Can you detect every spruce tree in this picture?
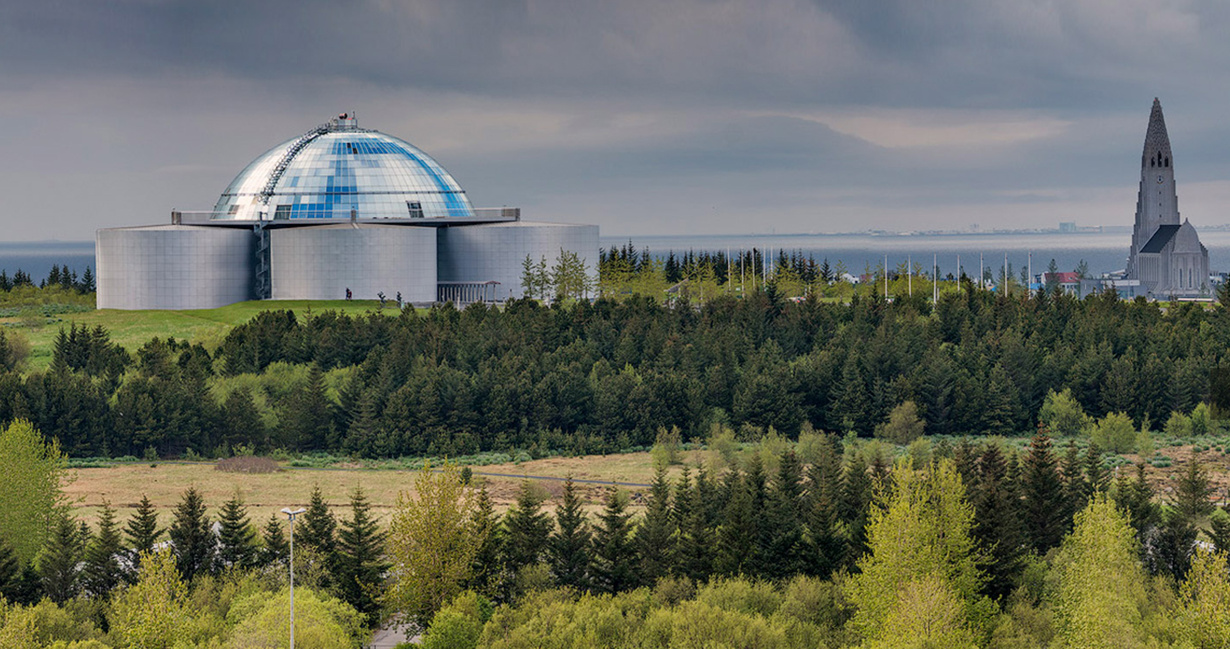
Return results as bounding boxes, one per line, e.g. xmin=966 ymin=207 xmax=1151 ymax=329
xmin=216 ymin=495 xmax=259 ymax=570
xmin=168 ymin=486 xmax=215 ymax=580
xmin=261 ymin=512 xmax=289 ymax=567
xmin=37 ymin=514 xmax=84 ymax=602
xmin=82 ymin=501 xmax=124 ymax=598
xmin=1021 ymin=428 xmax=1068 ymax=553
xmin=671 ymin=467 xmax=712 ymax=581
xmin=1209 ymin=506 xmax=1230 ymax=554
xmin=336 ymin=486 xmax=388 ymax=626
xmin=806 ymin=433 xmax=845 ymax=577
xmin=715 ymin=469 xmax=756 ymax=576
xmin=125 ymin=494 xmax=161 ymax=570
xmin=1084 ymin=441 xmax=1108 ymax=494
xmin=764 ymin=450 xmax=806 ymax=579
xmin=1151 ymin=458 xmax=1215 ymax=580
xmin=635 ymin=467 xmax=675 ymax=586
xmin=590 ymin=488 xmax=636 ymax=594
xmin=1112 ymin=462 xmax=1160 ymax=543
xmin=840 ymin=452 xmax=873 ymax=567
xmin=296 ymin=486 xmax=339 ymax=587
xmin=467 ymin=483 xmax=503 ymax=598
xmin=973 ymin=444 xmax=1025 ymax=601
xmin=1062 ymin=439 xmax=1089 ymax=519
xmin=1171 ymin=458 xmax=1215 ymax=524
xmin=503 ymin=481 xmax=551 ymax=574
xmin=550 ymin=477 xmax=592 ymax=591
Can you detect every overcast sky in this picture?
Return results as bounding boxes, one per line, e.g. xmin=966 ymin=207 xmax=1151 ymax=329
xmin=3 ymin=0 xmax=1230 ymax=240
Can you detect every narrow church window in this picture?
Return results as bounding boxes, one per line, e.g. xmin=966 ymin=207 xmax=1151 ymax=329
xmin=1165 ymin=157 xmax=1169 ymax=167
xmin=1151 ymin=157 xmax=1155 ymax=167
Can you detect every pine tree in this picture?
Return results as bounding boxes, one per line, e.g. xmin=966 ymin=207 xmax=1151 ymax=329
xmin=1084 ymin=441 xmax=1108 ymax=494
xmin=125 ymin=494 xmax=161 ymax=570
xmin=840 ymin=452 xmax=874 ymax=567
xmin=1208 ymin=506 xmax=1230 ymax=554
xmin=715 ymin=469 xmax=756 ymax=576
xmin=972 ymin=444 xmax=1025 ymax=601
xmin=1062 ymin=440 xmax=1089 ymax=520
xmin=37 ymin=514 xmax=84 ymax=602
xmin=466 ymin=483 xmax=503 ymax=599
xmin=550 ymin=477 xmax=592 ymax=591
xmin=671 ymin=467 xmax=711 ymax=581
xmin=590 ymin=488 xmax=636 ymax=593
xmin=635 ymin=467 xmax=674 ymax=587
xmin=168 ymin=487 xmax=215 ymax=580
xmin=82 ymin=501 xmax=124 ymax=598
xmin=806 ymin=433 xmax=845 ymax=577
xmin=503 ymin=481 xmax=551 ymax=574
xmin=216 ymin=495 xmax=258 ymax=571
xmin=764 ymin=450 xmax=806 ymax=579
xmin=296 ymin=486 xmax=339 ymax=588
xmin=1112 ymin=462 xmax=1160 ymax=543
xmin=336 ymin=486 xmax=389 ymax=626
xmin=1151 ymin=458 xmax=1216 ymax=580
xmin=260 ymin=513 xmax=289 ymax=567
xmin=1021 ymin=428 xmax=1068 ymax=553
xmin=1171 ymin=458 xmax=1215 ymax=524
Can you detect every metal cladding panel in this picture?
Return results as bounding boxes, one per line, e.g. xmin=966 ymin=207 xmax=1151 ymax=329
xmin=269 ymin=225 xmax=437 ymax=301
xmin=437 ymin=222 xmax=599 ymax=300
xmin=96 ymin=226 xmax=255 ymax=310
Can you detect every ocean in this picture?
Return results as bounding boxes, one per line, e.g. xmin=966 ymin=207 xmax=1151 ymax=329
xmin=600 ymin=231 xmax=1230 ymax=278
xmin=4 ymin=231 xmax=1230 ymax=285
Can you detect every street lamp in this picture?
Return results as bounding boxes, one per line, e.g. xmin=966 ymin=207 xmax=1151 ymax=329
xmin=281 ymin=507 xmax=307 ymax=649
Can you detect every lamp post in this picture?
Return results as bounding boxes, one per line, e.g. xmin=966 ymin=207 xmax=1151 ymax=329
xmin=281 ymin=507 xmax=307 ymax=649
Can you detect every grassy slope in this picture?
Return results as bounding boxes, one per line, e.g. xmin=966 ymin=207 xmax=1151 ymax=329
xmin=7 ymin=300 xmax=395 ymax=371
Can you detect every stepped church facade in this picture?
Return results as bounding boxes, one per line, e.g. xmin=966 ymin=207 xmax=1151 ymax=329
xmin=1124 ymin=98 xmax=1210 ymax=298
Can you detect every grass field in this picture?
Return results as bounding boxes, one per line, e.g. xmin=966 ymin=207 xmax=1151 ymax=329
xmin=3 ymin=299 xmax=398 ymax=371
xmin=63 ymin=440 xmax=1230 ymax=529
xmin=64 ymin=450 xmax=704 ymax=526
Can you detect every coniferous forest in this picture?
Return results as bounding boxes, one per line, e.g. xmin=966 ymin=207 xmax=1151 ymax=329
xmin=1 ymin=285 xmax=1229 ymax=459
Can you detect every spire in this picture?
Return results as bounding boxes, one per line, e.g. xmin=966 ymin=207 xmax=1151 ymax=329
xmin=1142 ymin=97 xmax=1172 ymax=163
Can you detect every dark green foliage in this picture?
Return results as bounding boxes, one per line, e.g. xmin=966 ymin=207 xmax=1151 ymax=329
xmin=971 ymin=444 xmax=1025 ymax=601
xmin=1149 ymin=458 xmax=1216 ymax=581
xmin=1020 ymin=429 xmax=1068 ymax=553
xmin=467 ymin=484 xmax=503 ymax=599
xmin=671 ymin=467 xmax=712 ymax=582
xmin=635 ymin=468 xmax=674 ymax=587
xmin=805 ymin=433 xmax=845 ymax=577
xmin=221 ymin=388 xmax=266 ymax=451
xmin=503 ymin=481 xmax=552 ymax=575
xmin=590 ymin=488 xmax=636 ymax=594
xmin=1112 ymin=463 xmax=1161 ymax=543
xmin=296 ymin=486 xmax=339 ymax=588
xmin=550 ymin=478 xmax=592 ymax=591
xmin=764 ymin=450 xmax=806 ymax=579
xmin=216 ymin=495 xmax=259 ymax=571
xmin=82 ymin=501 xmax=124 ymax=598
xmin=0 ymin=539 xmax=17 ymax=599
xmin=1084 ymin=441 xmax=1108 ymax=494
xmin=168 ymin=487 xmax=215 ymax=581
xmin=839 ymin=452 xmax=873 ymax=567
xmin=1062 ymin=440 xmax=1089 ymax=519
xmin=125 ymin=494 xmax=161 ymax=570
xmin=38 ymin=514 xmax=84 ymax=602
xmin=1170 ymin=457 xmax=1215 ymax=524
xmin=261 ymin=513 xmax=289 ymax=567
xmin=1209 ymin=506 xmax=1230 ymax=554
xmin=336 ymin=487 xmax=389 ymax=626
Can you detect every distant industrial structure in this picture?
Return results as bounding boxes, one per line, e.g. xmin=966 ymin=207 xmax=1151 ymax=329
xmin=96 ymin=114 xmax=597 ymax=310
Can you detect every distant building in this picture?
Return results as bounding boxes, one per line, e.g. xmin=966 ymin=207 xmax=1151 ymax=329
xmin=96 ymin=115 xmax=597 ymax=309
xmin=1125 ymin=99 xmax=1210 ymax=298
xmin=1058 ymin=222 xmax=1077 ymax=233
xmin=1041 ymin=271 xmax=1081 ymax=296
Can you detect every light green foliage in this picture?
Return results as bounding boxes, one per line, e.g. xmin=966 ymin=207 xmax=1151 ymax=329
xmin=847 ymin=459 xmax=990 ymax=645
xmin=1088 ymin=412 xmax=1137 ymax=454
xmin=109 ymin=548 xmax=191 ymax=649
xmin=422 ymin=592 xmax=492 ymax=649
xmin=1190 ymin=402 xmax=1213 ymax=435
xmin=225 ymin=586 xmax=366 ymax=649
xmin=649 ymin=426 xmax=682 ymax=469
xmin=1051 ymin=495 xmax=1149 ymax=649
xmin=1039 ymin=389 xmax=1090 ymax=438
xmin=1164 ymin=411 xmax=1193 ymax=438
xmin=0 ymin=597 xmax=104 ymax=648
xmin=384 ymin=463 xmax=483 ymax=628
xmin=874 ymin=400 xmax=925 ymax=444
xmin=865 ymin=575 xmax=978 ymax=649
xmin=1175 ymin=548 xmax=1230 ymax=648
xmin=706 ymin=424 xmax=739 ymax=469
xmin=0 ymin=420 xmax=69 ymax=565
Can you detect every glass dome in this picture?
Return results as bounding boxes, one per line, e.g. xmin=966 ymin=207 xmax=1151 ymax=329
xmin=211 ymin=116 xmax=474 ymax=221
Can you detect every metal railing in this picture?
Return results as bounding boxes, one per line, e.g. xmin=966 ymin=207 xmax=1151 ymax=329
xmin=473 ymin=207 xmax=520 ymax=220
xmin=172 ymin=207 xmax=521 ymax=224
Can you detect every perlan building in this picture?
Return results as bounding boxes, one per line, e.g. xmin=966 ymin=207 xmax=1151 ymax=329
xmin=97 ymin=114 xmax=598 ymax=310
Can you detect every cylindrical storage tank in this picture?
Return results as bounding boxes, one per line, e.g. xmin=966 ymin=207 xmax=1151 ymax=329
xmin=269 ymin=224 xmax=436 ymax=301
xmin=96 ymin=225 xmax=255 ymax=310
xmin=437 ymin=221 xmax=599 ymax=301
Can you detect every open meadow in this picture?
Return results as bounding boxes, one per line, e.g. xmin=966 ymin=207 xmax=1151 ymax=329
xmin=2 ymin=299 xmax=399 ymax=370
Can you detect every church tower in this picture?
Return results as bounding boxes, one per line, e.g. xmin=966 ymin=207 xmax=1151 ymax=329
xmin=1127 ymin=98 xmax=1180 ymax=276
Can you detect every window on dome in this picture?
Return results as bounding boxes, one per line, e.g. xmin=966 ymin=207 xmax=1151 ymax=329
xmin=273 ymin=205 xmax=292 ymax=219
xmin=227 ymin=205 xmax=240 ymax=215
xmin=407 ymin=202 xmax=423 ymax=218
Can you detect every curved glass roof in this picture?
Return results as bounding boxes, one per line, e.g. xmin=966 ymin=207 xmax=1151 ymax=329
xmin=211 ymin=116 xmax=474 ymax=220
